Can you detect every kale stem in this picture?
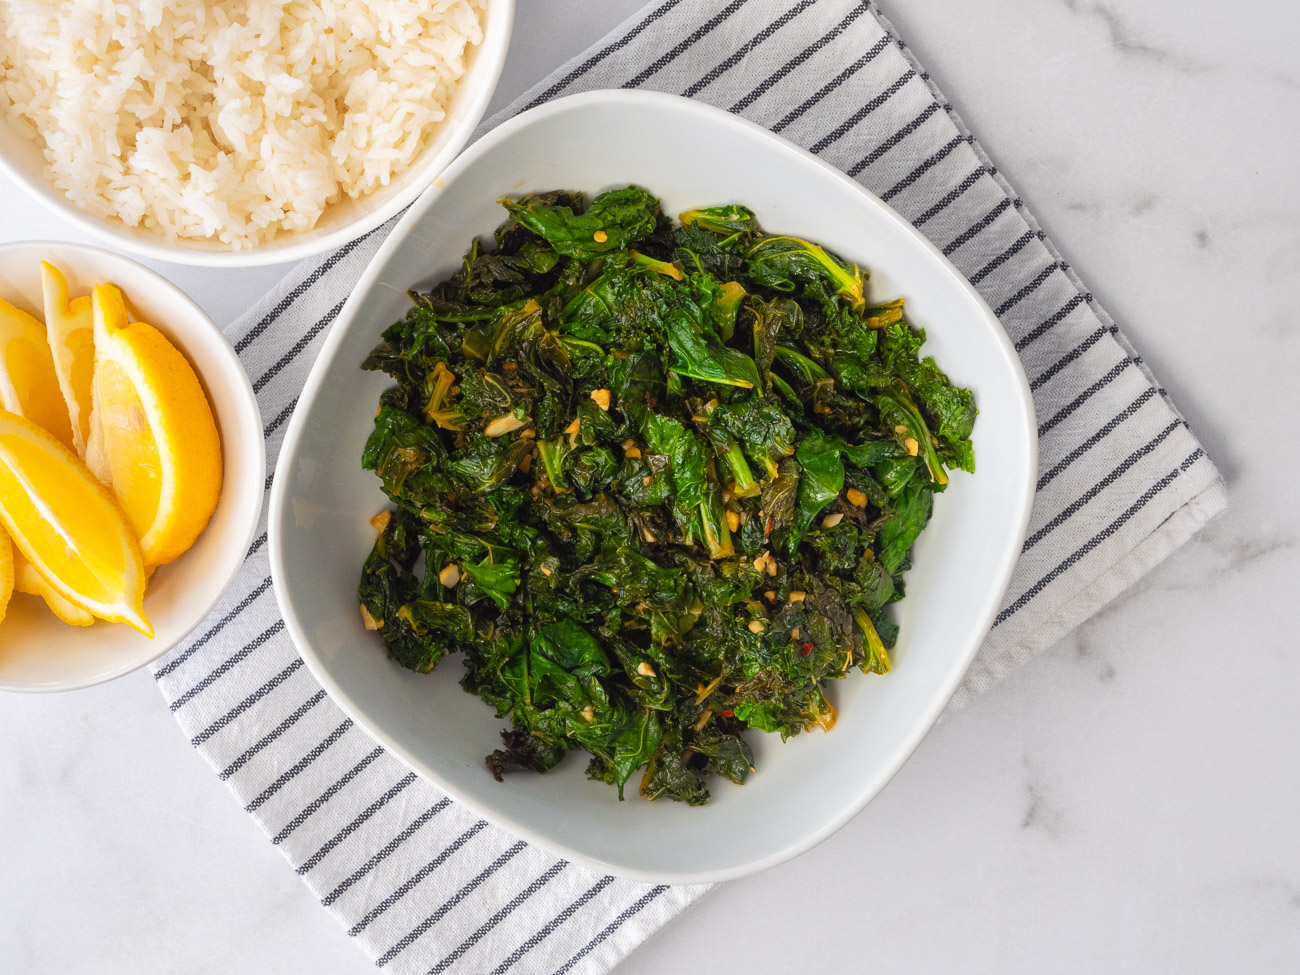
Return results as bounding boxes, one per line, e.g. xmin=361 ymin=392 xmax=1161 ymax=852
xmin=426 ymin=363 xmax=454 ymax=414
xmin=723 ymin=442 xmax=760 ymax=498
xmin=538 ymin=439 xmax=569 ymax=490
xmin=699 ymin=488 xmax=734 ymax=560
xmin=892 ymin=381 xmax=949 ymax=486
xmin=761 ymin=236 xmax=866 ymax=312
xmin=714 ymin=281 xmax=746 ymax=341
xmin=630 ymin=251 xmax=683 ymax=281
xmin=772 ymin=344 xmax=830 ymax=383
xmin=558 ymin=336 xmax=605 ymax=355
xmin=854 ymin=608 xmax=891 ymax=675
xmin=428 ymin=409 xmax=466 ymax=431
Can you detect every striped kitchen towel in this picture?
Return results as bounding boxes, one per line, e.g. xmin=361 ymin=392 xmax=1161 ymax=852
xmin=150 ymin=1 xmax=1227 ymax=972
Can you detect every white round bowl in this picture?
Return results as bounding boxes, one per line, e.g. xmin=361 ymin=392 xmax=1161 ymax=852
xmin=0 ymin=241 xmax=264 ymax=691
xmin=0 ymin=1 xmax=514 ymax=268
xmin=270 ymin=90 xmax=1037 ymax=883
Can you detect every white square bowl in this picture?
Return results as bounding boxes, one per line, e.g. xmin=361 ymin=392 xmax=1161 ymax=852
xmin=269 ymin=90 xmax=1037 ymax=884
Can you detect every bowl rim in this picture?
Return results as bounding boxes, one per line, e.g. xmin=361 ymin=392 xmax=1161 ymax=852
xmin=0 ymin=0 xmax=516 ymax=270
xmin=269 ymin=88 xmax=1038 ymax=883
xmin=0 ymin=239 xmax=266 ymax=692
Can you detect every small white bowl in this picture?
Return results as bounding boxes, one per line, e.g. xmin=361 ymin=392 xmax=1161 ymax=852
xmin=0 ymin=241 xmax=264 ymax=691
xmin=0 ymin=1 xmax=513 ymax=268
xmin=270 ymin=90 xmax=1037 ymax=883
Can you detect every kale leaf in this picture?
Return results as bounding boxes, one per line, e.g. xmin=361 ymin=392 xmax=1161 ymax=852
xmin=358 ymin=187 xmax=976 ymax=804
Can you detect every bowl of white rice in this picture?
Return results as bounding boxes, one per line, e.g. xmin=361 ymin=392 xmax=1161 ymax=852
xmin=0 ymin=0 xmax=513 ymax=266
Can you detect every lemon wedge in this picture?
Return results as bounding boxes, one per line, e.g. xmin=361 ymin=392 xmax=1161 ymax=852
xmin=0 ymin=296 xmax=75 ymax=450
xmin=41 ymin=262 xmax=95 ymax=457
xmin=0 ymin=527 xmax=12 ymax=626
xmin=87 ymin=284 xmax=222 ymax=568
xmin=0 ymin=408 xmax=150 ymax=635
xmin=12 ymin=548 xmax=95 ymax=626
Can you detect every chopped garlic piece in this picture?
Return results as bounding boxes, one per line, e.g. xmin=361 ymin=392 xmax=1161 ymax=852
xmin=484 ymin=413 xmax=526 ymax=437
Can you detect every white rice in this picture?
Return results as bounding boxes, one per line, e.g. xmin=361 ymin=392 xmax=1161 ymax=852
xmin=0 ymin=0 xmax=485 ymax=248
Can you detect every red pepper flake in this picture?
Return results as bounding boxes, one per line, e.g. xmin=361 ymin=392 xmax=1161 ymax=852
xmin=801 ymin=641 xmax=814 ymax=657
xmin=719 ymin=709 xmax=734 ymax=718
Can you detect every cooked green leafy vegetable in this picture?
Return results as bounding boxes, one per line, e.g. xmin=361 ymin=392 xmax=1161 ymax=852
xmin=358 ymin=187 xmax=975 ymax=805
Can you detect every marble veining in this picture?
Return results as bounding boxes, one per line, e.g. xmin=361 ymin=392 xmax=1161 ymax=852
xmin=1127 ymin=194 xmax=1158 ymax=217
xmin=1058 ymin=613 xmax=1120 ymax=683
xmin=1019 ymin=760 xmax=1067 ymax=837
xmin=1129 ymin=520 xmax=1298 ymax=598
xmin=1059 ymin=0 xmax=1211 ymax=73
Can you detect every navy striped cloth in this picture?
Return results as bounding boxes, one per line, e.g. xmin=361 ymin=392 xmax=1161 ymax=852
xmin=151 ymin=1 xmax=1227 ymax=972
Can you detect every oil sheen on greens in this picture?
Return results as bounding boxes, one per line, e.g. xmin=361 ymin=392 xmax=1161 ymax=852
xmin=358 ymin=187 xmax=976 ymax=805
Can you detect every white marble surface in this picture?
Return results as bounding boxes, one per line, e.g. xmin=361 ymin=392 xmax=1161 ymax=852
xmin=2 ymin=0 xmax=1297 ymax=971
